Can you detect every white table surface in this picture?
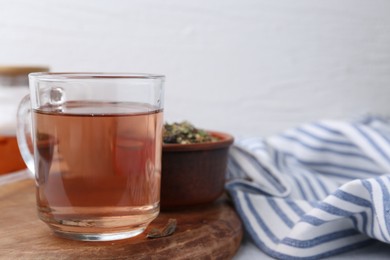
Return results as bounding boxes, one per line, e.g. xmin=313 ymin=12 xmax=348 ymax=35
xmin=234 ymin=233 xmax=390 ymax=259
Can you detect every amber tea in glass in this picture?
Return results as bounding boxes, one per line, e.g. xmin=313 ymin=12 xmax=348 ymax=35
xmin=17 ymin=73 xmax=164 ymax=241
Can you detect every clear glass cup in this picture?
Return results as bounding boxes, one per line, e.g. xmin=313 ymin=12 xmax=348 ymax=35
xmin=17 ymin=73 xmax=165 ymax=241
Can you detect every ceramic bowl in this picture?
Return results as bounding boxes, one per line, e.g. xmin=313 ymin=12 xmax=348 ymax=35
xmin=160 ymin=131 xmax=234 ymax=209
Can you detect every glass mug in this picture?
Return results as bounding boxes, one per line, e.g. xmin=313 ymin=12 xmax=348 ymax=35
xmin=17 ymin=73 xmax=164 ymax=241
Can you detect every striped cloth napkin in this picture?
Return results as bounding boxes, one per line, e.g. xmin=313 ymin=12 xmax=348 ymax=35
xmin=226 ymin=116 xmax=390 ymax=259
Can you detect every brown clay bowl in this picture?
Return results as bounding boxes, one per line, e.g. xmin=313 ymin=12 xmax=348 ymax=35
xmin=160 ymin=131 xmax=234 ymax=209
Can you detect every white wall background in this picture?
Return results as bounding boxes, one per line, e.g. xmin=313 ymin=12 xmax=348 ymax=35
xmin=1 ymin=0 xmax=390 ymax=137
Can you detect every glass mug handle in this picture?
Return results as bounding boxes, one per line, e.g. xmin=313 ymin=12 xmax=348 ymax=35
xmin=16 ymin=95 xmax=35 ymax=176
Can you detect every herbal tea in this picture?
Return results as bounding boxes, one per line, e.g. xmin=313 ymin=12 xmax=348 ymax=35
xmin=0 ymin=135 xmax=26 ymax=174
xmin=33 ymin=101 xmax=163 ymax=237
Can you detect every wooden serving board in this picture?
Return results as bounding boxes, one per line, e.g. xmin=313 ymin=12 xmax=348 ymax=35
xmin=0 ymin=179 xmax=243 ymax=259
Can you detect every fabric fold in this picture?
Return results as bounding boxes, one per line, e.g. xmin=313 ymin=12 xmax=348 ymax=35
xmin=226 ymin=116 xmax=390 ymax=259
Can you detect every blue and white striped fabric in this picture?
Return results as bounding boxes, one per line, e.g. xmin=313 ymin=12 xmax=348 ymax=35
xmin=226 ymin=116 xmax=390 ymax=259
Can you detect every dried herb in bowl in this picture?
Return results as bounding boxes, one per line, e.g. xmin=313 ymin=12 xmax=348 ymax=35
xmin=163 ymin=121 xmax=219 ymax=144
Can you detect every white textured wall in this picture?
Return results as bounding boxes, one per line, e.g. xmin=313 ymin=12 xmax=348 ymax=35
xmin=1 ymin=0 xmax=390 ymax=137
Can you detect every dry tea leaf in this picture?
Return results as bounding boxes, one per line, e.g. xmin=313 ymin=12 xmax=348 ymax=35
xmin=146 ymin=218 xmax=177 ymax=239
xmin=163 ymin=121 xmax=219 ymax=144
